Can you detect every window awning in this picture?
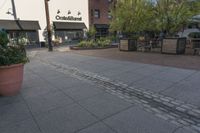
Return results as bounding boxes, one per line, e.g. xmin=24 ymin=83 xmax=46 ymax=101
xmin=53 ymin=22 xmax=87 ymax=30
xmin=94 ymin=24 xmax=109 ymax=29
xmin=0 ymin=20 xmax=41 ymax=31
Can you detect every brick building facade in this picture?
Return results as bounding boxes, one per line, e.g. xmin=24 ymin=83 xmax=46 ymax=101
xmin=88 ymin=0 xmax=116 ymax=37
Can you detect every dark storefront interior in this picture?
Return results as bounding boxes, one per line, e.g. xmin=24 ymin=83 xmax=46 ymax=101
xmin=0 ymin=20 xmax=41 ymax=47
xmin=53 ymin=22 xmax=87 ymax=44
xmin=94 ymin=24 xmax=109 ymax=38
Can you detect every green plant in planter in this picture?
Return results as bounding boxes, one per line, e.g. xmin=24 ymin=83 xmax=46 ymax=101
xmin=78 ymin=40 xmax=96 ymax=48
xmin=86 ymin=26 xmax=97 ymax=40
xmin=96 ymin=37 xmax=111 ymax=47
xmin=0 ymin=29 xmax=9 ymax=48
xmin=0 ymin=30 xmax=29 ymax=66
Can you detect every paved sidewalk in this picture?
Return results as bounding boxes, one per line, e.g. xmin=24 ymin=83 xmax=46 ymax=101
xmin=0 ymin=49 xmax=200 ymax=133
xmin=71 ymin=48 xmax=200 ymax=70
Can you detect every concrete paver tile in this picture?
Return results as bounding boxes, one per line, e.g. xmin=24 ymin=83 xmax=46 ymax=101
xmin=24 ymin=90 xmax=74 ymax=116
xmin=77 ymin=122 xmax=115 ymax=133
xmin=0 ymin=102 xmax=32 ymax=128
xmin=78 ymin=93 xmax=132 ymax=119
xmin=161 ymin=82 xmax=200 ymax=107
xmin=35 ymin=103 xmax=98 ymax=133
xmin=0 ymin=94 xmax=23 ymax=107
xmin=104 ymin=106 xmax=178 ymax=133
xmin=0 ymin=118 xmax=41 ymax=133
xmin=131 ymin=77 xmax=175 ymax=93
xmin=62 ymin=82 xmax=105 ymax=101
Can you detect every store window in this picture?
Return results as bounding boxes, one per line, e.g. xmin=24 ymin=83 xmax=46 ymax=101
xmin=55 ymin=30 xmax=84 ymax=44
xmin=96 ymin=28 xmax=109 ymax=38
xmin=94 ymin=9 xmax=100 ymax=18
xmin=91 ymin=9 xmax=93 ymax=17
xmin=8 ymin=31 xmax=39 ymax=46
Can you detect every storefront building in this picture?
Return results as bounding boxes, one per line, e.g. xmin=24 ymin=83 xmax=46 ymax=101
xmin=0 ymin=0 xmax=116 ymax=46
xmin=53 ymin=22 xmax=87 ymax=44
xmin=0 ymin=19 xmax=40 ymax=46
xmin=0 ymin=0 xmax=89 ymax=46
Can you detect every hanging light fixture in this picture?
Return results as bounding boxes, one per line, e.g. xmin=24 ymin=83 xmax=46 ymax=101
xmin=68 ymin=10 xmax=71 ymax=14
xmin=6 ymin=8 xmax=14 ymax=16
xmin=57 ymin=9 xmax=60 ymax=14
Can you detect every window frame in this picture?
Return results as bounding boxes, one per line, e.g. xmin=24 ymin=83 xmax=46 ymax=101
xmin=94 ymin=9 xmax=100 ymax=18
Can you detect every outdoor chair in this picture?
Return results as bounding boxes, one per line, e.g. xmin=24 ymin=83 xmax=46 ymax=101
xmin=137 ymin=40 xmax=151 ymax=52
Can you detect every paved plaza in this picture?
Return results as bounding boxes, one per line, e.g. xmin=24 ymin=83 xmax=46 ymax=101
xmin=72 ymin=48 xmax=200 ymax=70
xmin=0 ymin=49 xmax=200 ymax=133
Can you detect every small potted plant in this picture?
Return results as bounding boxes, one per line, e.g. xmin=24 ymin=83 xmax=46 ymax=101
xmin=0 ymin=29 xmax=29 ymax=96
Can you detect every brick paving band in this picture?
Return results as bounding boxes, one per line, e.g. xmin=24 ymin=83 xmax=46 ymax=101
xmin=37 ymin=57 xmax=200 ymax=133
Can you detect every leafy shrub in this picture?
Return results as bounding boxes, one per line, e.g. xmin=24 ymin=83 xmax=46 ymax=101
xmin=86 ymin=40 xmax=96 ymax=48
xmin=78 ymin=40 xmax=86 ymax=47
xmin=78 ymin=37 xmax=111 ymax=48
xmin=0 ymin=30 xmax=29 ymax=66
xmin=96 ymin=37 xmax=111 ymax=47
xmin=108 ymin=35 xmax=118 ymax=42
xmin=0 ymin=29 xmax=9 ymax=48
xmin=86 ymin=26 xmax=96 ymax=39
xmin=78 ymin=40 xmax=96 ymax=48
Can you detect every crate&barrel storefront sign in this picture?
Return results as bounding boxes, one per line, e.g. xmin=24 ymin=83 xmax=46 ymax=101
xmin=56 ymin=15 xmax=82 ymax=21
xmin=55 ymin=10 xmax=82 ymax=21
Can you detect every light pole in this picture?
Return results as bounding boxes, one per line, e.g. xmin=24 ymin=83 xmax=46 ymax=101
xmin=10 ymin=0 xmax=21 ymax=45
xmin=11 ymin=0 xmax=17 ymax=20
xmin=44 ymin=0 xmax=53 ymax=51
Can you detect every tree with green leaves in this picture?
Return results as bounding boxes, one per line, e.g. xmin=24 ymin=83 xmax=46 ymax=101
xmin=87 ymin=26 xmax=97 ymax=40
xmin=110 ymin=0 xmax=154 ymax=37
xmin=110 ymin=0 xmax=200 ymax=38
xmin=154 ymin=0 xmax=200 ymax=36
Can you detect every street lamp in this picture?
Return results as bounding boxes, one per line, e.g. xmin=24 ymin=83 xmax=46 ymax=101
xmin=44 ymin=0 xmax=53 ymax=51
xmin=11 ymin=0 xmax=17 ymax=20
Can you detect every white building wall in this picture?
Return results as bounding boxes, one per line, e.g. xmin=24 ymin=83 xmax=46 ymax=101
xmin=0 ymin=0 xmax=89 ymax=41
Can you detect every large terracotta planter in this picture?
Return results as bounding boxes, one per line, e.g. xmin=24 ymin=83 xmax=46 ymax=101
xmin=0 ymin=64 xmax=24 ymax=96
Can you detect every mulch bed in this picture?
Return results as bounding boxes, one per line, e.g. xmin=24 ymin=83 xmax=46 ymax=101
xmin=71 ymin=48 xmax=200 ymax=70
xmin=69 ymin=45 xmax=117 ymax=50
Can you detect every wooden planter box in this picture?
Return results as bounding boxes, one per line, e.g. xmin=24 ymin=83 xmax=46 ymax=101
xmin=190 ymin=38 xmax=200 ymax=49
xmin=190 ymin=38 xmax=200 ymax=55
xmin=119 ymin=39 xmax=137 ymax=51
xmin=161 ymin=38 xmax=186 ymax=54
